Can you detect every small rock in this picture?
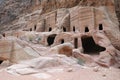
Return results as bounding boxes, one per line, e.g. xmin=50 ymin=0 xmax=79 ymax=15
xmin=102 ymin=74 xmax=106 ymax=77
xmin=93 ymin=67 xmax=99 ymax=72
xmin=67 ymin=68 xmax=73 ymax=72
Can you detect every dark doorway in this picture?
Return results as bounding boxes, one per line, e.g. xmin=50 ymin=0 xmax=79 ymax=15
xmin=73 ymin=26 xmax=75 ymax=32
xmin=99 ymin=24 xmax=103 ymax=30
xmin=63 ymin=27 xmax=66 ymax=32
xmin=85 ymin=27 xmax=89 ymax=32
xmin=47 ymin=34 xmax=56 ymax=46
xmin=74 ymin=38 xmax=78 ymax=48
xmin=61 ymin=39 xmax=64 ymax=44
xmin=2 ymin=33 xmax=5 ymax=37
xmin=0 ymin=60 xmax=3 ymax=64
xmin=34 ymin=25 xmax=37 ymax=31
xmin=30 ymin=28 xmax=32 ymax=31
xmin=81 ymin=36 xmax=106 ymax=54
xmin=49 ymin=27 xmax=52 ymax=32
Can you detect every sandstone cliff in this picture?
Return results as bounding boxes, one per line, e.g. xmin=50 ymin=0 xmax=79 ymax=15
xmin=0 ymin=0 xmax=118 ymax=31
xmin=0 ymin=0 xmax=79 ymax=30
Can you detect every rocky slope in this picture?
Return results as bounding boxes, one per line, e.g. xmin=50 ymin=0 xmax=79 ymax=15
xmin=114 ymin=0 xmax=120 ymax=28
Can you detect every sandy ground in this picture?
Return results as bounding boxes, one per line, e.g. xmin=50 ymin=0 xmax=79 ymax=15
xmin=0 ymin=65 xmax=120 ymax=80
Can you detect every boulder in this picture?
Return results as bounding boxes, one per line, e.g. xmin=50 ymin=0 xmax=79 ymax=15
xmin=6 ymin=54 xmax=78 ymax=75
xmin=73 ymin=49 xmax=94 ymax=64
xmin=96 ymin=47 xmax=117 ymax=67
xmin=0 ymin=37 xmax=40 ymax=64
xmin=49 ymin=43 xmax=73 ymax=57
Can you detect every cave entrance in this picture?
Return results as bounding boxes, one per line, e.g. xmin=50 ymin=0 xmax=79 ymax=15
xmin=34 ymin=25 xmax=37 ymax=31
xmin=0 ymin=60 xmax=3 ymax=64
xmin=61 ymin=39 xmax=64 ymax=44
xmin=81 ymin=36 xmax=106 ymax=54
xmin=63 ymin=27 xmax=66 ymax=32
xmin=85 ymin=27 xmax=89 ymax=32
xmin=49 ymin=27 xmax=52 ymax=32
xmin=47 ymin=34 xmax=56 ymax=46
xmin=30 ymin=28 xmax=32 ymax=31
xmin=74 ymin=38 xmax=78 ymax=48
xmin=99 ymin=24 xmax=103 ymax=30
xmin=2 ymin=33 xmax=5 ymax=37
xmin=73 ymin=26 xmax=75 ymax=32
